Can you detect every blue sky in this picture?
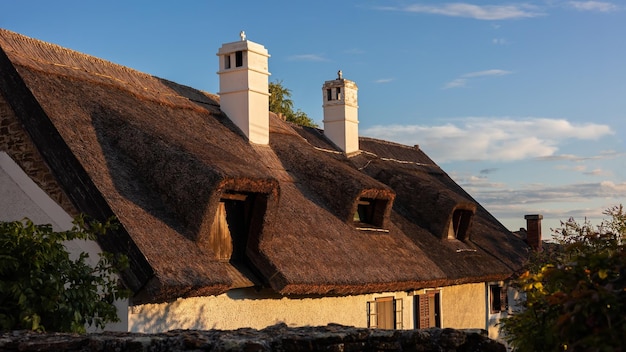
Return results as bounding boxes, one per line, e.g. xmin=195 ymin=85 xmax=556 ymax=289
xmin=3 ymin=1 xmax=625 ymax=234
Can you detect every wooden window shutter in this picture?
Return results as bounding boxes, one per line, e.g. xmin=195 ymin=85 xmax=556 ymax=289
xmin=209 ymin=202 xmax=233 ymax=261
xmin=500 ymin=286 xmax=508 ymax=312
xmin=417 ymin=295 xmax=430 ymax=329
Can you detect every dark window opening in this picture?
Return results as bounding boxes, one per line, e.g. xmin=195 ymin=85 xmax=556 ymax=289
xmin=451 ymin=209 xmax=473 ymax=241
xmin=490 ymin=284 xmax=508 ymax=314
xmin=209 ymin=192 xmax=266 ymax=264
xmin=367 ymin=297 xmax=402 ymax=329
xmin=224 ymin=55 xmax=231 ymax=69
xmin=336 ymin=87 xmax=342 ymax=100
xmin=353 ymin=198 xmax=387 ymax=229
xmin=414 ymin=290 xmax=441 ymax=329
xmin=326 ymin=88 xmax=332 ymax=101
xmin=235 ymin=51 xmax=243 ymax=67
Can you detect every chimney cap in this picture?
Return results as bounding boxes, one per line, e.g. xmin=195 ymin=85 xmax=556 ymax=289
xmin=524 ymin=214 xmax=543 ymax=220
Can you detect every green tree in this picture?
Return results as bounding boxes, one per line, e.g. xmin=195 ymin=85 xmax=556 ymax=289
xmin=269 ymin=80 xmax=317 ymax=127
xmin=0 ymin=216 xmax=129 ymax=333
xmin=500 ymin=205 xmax=626 ymax=351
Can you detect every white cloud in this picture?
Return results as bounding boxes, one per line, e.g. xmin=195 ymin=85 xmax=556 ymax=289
xmin=287 ymin=54 xmax=328 ymax=62
xmin=584 ymin=168 xmax=609 ymax=176
xmin=492 ymin=38 xmax=508 ymax=45
xmin=443 ymin=69 xmax=512 ymax=89
xmin=463 ymin=69 xmax=512 ymax=78
xmin=375 ymin=78 xmax=394 ymax=84
xmin=361 ymin=117 xmax=613 ymax=162
xmin=443 ymin=78 xmax=468 ymax=89
xmin=387 ymin=3 xmax=544 ymax=20
xmin=568 ymin=1 xmax=620 ymax=12
xmin=468 ymin=181 xmax=626 ymax=206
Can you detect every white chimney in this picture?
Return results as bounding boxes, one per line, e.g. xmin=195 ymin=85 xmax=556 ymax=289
xmin=217 ymin=31 xmax=270 ymax=144
xmin=323 ymin=70 xmax=359 ymax=154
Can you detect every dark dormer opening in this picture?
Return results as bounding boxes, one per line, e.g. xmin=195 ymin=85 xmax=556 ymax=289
xmin=209 ymin=191 xmax=266 ymax=263
xmin=448 ymin=209 xmax=473 ymax=241
xmin=225 ymin=55 xmax=231 ymax=69
xmin=235 ymin=51 xmax=243 ymax=67
xmin=354 ymin=197 xmax=389 ymax=231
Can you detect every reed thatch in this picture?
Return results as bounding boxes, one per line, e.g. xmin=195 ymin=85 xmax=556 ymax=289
xmin=0 ymin=29 xmax=529 ymax=303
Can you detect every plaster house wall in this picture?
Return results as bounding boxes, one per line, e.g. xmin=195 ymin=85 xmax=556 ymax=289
xmin=129 ymin=289 xmax=400 ymax=332
xmin=0 ymin=151 xmax=128 ymax=332
xmin=439 ymin=282 xmax=486 ymax=329
xmin=128 ymin=283 xmax=489 ymax=333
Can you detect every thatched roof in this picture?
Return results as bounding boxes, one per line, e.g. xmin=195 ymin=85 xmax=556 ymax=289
xmin=0 ymin=29 xmax=529 ymax=303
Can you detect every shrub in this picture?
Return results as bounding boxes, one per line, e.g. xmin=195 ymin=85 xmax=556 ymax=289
xmin=0 ymin=215 xmax=129 ymax=332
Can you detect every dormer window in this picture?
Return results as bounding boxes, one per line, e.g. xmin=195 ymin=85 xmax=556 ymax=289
xmin=209 ymin=191 xmax=265 ymax=262
xmin=448 ymin=209 xmax=473 ymax=241
xmin=353 ymin=197 xmax=388 ymax=231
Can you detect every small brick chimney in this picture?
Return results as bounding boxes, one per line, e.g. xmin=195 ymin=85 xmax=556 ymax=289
xmin=524 ymin=214 xmax=543 ymax=251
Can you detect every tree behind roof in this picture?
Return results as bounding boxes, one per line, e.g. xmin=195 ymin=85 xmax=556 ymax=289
xmin=269 ymin=80 xmax=317 ymax=128
xmin=500 ymin=205 xmax=626 ymax=351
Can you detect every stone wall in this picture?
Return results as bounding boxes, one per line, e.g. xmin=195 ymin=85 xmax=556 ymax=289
xmin=0 ymin=324 xmax=505 ymax=351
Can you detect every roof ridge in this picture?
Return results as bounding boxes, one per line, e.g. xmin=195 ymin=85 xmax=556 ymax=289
xmin=0 ymin=28 xmax=154 ymax=84
xmin=359 ymin=135 xmax=420 ymax=150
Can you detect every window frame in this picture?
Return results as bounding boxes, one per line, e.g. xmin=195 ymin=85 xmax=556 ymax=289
xmin=353 ymin=197 xmax=389 ymax=231
xmin=489 ymin=284 xmax=509 ymax=314
xmin=367 ymin=297 xmax=403 ymax=330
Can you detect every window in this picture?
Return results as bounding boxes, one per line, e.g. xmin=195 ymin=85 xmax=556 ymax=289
xmin=367 ymin=297 xmax=403 ymax=329
xmin=490 ymin=284 xmax=508 ymax=314
xmin=336 ymin=87 xmax=342 ymax=100
xmin=224 ymin=55 xmax=231 ymax=69
xmin=448 ymin=209 xmax=473 ymax=241
xmin=326 ymin=88 xmax=332 ymax=101
xmin=209 ymin=191 xmax=264 ymax=263
xmin=353 ymin=197 xmax=388 ymax=229
xmin=235 ymin=51 xmax=243 ymax=67
xmin=414 ymin=290 xmax=441 ymax=329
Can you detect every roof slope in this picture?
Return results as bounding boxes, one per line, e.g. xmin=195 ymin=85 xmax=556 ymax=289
xmin=0 ymin=29 xmax=529 ymax=303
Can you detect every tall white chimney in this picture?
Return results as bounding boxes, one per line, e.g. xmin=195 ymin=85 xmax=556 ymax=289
xmin=217 ymin=31 xmax=270 ymax=144
xmin=322 ymin=71 xmax=359 ymax=154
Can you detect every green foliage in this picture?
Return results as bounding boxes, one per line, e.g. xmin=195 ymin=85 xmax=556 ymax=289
xmin=269 ymin=80 xmax=318 ymax=127
xmin=0 ymin=215 xmax=129 ymax=333
xmin=500 ymin=205 xmax=626 ymax=351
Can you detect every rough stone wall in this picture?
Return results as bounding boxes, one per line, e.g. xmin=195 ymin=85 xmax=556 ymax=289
xmin=0 ymin=95 xmax=76 ymax=215
xmin=0 ymin=324 xmax=506 ymax=352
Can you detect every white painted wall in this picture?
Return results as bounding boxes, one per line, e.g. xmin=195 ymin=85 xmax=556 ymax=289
xmin=0 ymin=152 xmax=128 ymax=331
xmin=129 ymin=283 xmax=489 ymax=333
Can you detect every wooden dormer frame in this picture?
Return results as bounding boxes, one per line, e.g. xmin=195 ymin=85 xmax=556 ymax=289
xmin=209 ymin=190 xmax=268 ymax=262
xmin=447 ymin=207 xmax=475 ymax=241
xmin=353 ymin=196 xmax=391 ymax=232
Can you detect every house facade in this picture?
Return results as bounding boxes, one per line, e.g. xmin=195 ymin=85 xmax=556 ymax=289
xmin=0 ymin=29 xmax=529 ymax=340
